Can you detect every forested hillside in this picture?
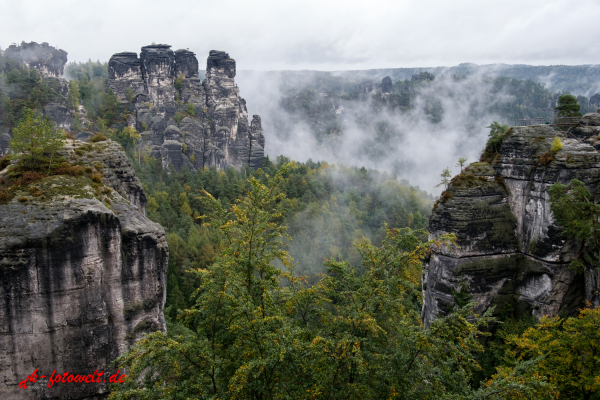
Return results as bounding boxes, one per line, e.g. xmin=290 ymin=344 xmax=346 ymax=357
xmin=4 ymin=45 xmax=600 ymax=398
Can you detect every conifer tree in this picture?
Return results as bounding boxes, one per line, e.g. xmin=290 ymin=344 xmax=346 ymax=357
xmin=9 ymin=108 xmax=64 ymax=172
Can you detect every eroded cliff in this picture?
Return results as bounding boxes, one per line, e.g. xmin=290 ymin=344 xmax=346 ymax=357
xmin=0 ymin=140 xmax=167 ymax=399
xmin=108 ymin=46 xmax=264 ymax=172
xmin=422 ymin=116 xmax=600 ymax=325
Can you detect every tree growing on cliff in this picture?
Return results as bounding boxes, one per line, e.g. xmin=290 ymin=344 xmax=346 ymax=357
xmin=436 ymin=166 xmax=452 ymax=189
xmin=555 ymin=94 xmax=582 ymax=118
xmin=456 ymin=157 xmax=468 ymax=172
xmin=548 ymin=179 xmax=600 ymax=272
xmin=9 ymin=108 xmax=64 ymax=172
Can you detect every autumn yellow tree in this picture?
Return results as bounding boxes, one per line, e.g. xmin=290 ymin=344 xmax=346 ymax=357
xmin=508 ymin=305 xmax=600 ymax=399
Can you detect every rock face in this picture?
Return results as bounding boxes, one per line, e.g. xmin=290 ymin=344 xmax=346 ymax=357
xmin=0 ymin=140 xmax=167 ymax=399
xmin=4 ymin=42 xmax=68 ymax=78
xmin=381 ymin=76 xmax=393 ymax=93
xmin=107 ymin=45 xmax=264 ymax=172
xmin=422 ymin=120 xmax=600 ymax=325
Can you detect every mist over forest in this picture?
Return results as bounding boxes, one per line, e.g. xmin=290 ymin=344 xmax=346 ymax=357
xmin=232 ymin=65 xmax=599 ymax=193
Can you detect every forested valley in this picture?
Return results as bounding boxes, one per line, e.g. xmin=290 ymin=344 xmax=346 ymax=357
xmin=2 ymin=51 xmax=600 ymax=399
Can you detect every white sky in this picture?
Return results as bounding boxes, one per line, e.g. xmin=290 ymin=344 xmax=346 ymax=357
xmin=1 ymin=0 xmax=600 ymax=70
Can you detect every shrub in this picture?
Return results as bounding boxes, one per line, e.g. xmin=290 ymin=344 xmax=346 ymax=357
xmin=0 ymin=155 xmax=10 ymax=171
xmin=16 ymin=171 xmax=46 ymax=185
xmin=551 ymin=137 xmax=563 ymax=152
xmin=91 ymin=173 xmax=103 ymax=184
xmin=481 ymin=122 xmax=511 ymax=162
xmin=0 ymin=189 xmax=14 ymax=204
xmin=538 ymin=151 xmax=554 ymax=166
xmin=53 ymin=165 xmax=84 ymax=176
xmin=125 ymin=87 xmax=135 ymax=103
xmin=174 ymin=112 xmax=184 ymax=126
xmin=90 ymin=132 xmax=108 ymax=142
xmin=186 ymin=102 xmax=196 ymax=117
xmin=174 ymin=73 xmax=184 ymax=90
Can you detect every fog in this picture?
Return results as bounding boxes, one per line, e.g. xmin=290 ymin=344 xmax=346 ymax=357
xmin=236 ymin=70 xmax=523 ymax=194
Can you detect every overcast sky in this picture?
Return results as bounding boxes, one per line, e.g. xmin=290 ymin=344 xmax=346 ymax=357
xmin=1 ymin=0 xmax=599 ymax=70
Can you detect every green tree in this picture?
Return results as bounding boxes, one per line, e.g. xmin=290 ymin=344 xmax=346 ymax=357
xmin=109 ymin=166 xmax=549 ymax=400
xmin=481 ymin=121 xmax=510 ymax=162
xmin=555 ymin=94 xmax=582 ymax=117
xmin=508 ymin=306 xmax=600 ymax=399
xmin=548 ymin=179 xmax=600 ymax=272
xmin=435 ymin=166 xmax=452 ymax=189
xmin=456 ymin=157 xmax=467 ymax=172
xmin=125 ymin=87 xmax=135 ymax=103
xmin=9 ymin=108 xmax=64 ymax=172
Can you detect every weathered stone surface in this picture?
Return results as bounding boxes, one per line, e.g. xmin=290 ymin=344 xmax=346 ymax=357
xmin=381 ymin=76 xmax=392 ymax=93
xmin=4 ymin=42 xmax=67 ymax=77
xmin=107 ymin=52 xmax=145 ymax=100
xmin=43 ymin=102 xmax=72 ymax=131
xmin=422 ymin=123 xmax=600 ymax=325
xmin=107 ymin=45 xmax=264 ymax=172
xmin=0 ymin=139 xmax=167 ymax=399
xmin=249 ymin=115 xmax=265 ymax=169
xmin=175 ymin=49 xmax=199 ymax=78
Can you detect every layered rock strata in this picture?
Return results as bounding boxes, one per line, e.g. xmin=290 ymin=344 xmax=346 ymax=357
xmin=422 ymin=119 xmax=600 ymax=325
xmin=3 ymin=42 xmax=68 ymax=78
xmin=107 ymin=45 xmax=264 ymax=172
xmin=0 ymin=139 xmax=167 ymax=399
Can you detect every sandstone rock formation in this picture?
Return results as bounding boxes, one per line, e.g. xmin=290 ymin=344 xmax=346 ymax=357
xmin=381 ymin=76 xmax=393 ymax=93
xmin=0 ymin=140 xmax=167 ymax=399
xmin=107 ymin=45 xmax=264 ymax=172
xmin=3 ymin=41 xmax=68 ymax=78
xmin=422 ymin=119 xmax=600 ymax=325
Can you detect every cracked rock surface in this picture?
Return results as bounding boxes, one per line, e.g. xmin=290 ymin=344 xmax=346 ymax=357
xmin=0 ymin=139 xmax=167 ymax=400
xmin=422 ymin=118 xmax=600 ymax=325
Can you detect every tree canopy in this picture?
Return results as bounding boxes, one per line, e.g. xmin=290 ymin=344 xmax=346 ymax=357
xmin=9 ymin=108 xmax=64 ymax=172
xmin=555 ymin=94 xmax=582 ymax=117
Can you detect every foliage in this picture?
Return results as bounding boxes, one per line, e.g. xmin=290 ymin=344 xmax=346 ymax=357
xmin=66 ymin=80 xmax=80 ymax=109
xmin=548 ymin=179 xmax=600 ymax=272
xmin=0 ymin=66 xmax=60 ymax=129
xmin=129 ymin=154 xmax=433 ymax=313
xmin=481 ymin=122 xmax=510 ymax=162
xmin=456 ymin=157 xmax=468 ymax=172
xmin=109 ymin=168 xmax=518 ymax=399
xmin=174 ymin=112 xmax=185 ymax=126
xmin=111 ymin=126 xmax=141 ymax=149
xmin=174 ymin=73 xmax=184 ymax=90
xmin=508 ymin=305 xmax=600 ymax=399
xmin=551 ymin=137 xmax=563 ymax=152
xmin=186 ymin=102 xmax=196 ymax=116
xmin=435 ymin=166 xmax=452 ymax=189
xmin=9 ymin=108 xmax=65 ymax=172
xmin=555 ymin=94 xmax=582 ymax=117
xmin=125 ymin=87 xmax=135 ymax=103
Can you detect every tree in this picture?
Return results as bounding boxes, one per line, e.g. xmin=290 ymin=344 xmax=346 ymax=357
xmin=548 ymin=179 xmax=600 ymax=272
xmin=435 ymin=166 xmax=452 ymax=189
xmin=481 ymin=122 xmax=510 ymax=162
xmin=456 ymin=157 xmax=467 ymax=172
xmin=508 ymin=305 xmax=600 ymax=399
xmin=9 ymin=108 xmax=64 ymax=172
xmin=555 ymin=94 xmax=582 ymax=118
xmin=109 ymin=166 xmax=524 ymax=400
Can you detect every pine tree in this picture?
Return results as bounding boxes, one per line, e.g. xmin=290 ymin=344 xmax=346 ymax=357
xmin=555 ymin=94 xmax=582 ymax=117
xmin=9 ymin=108 xmax=64 ymax=172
